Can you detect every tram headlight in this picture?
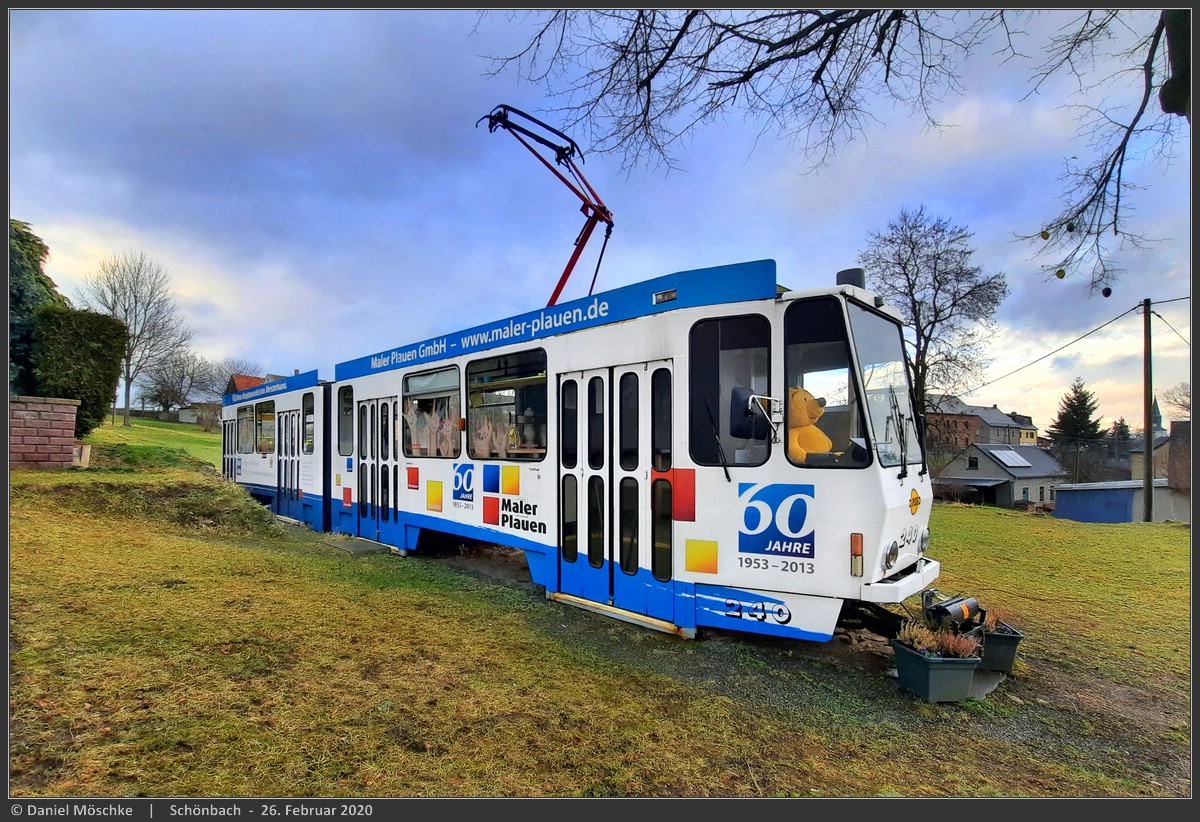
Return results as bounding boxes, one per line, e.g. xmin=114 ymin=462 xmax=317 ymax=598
xmin=919 ymin=527 xmax=930 ymax=555
xmin=883 ymin=540 xmax=899 ymax=571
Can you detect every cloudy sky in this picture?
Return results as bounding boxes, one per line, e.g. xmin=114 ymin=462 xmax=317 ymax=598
xmin=9 ymin=9 xmax=1191 ymax=434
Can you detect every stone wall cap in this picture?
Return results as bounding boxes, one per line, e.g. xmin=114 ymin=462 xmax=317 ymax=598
xmin=9 ymin=395 xmax=82 ymax=407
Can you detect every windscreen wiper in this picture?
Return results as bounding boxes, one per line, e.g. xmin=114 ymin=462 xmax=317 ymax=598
xmin=704 ymin=398 xmax=731 ymax=483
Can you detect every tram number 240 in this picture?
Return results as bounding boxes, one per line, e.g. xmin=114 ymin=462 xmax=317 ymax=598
xmin=724 ymin=599 xmax=792 ymax=625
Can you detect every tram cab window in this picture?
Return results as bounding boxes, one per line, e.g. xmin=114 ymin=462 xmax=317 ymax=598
xmin=466 ymin=349 xmax=547 ymax=461
xmin=783 ymin=298 xmax=868 ymax=468
xmin=403 ymin=366 xmax=462 ymax=458
xmin=689 ymin=315 xmax=770 ymax=467
xmin=255 ymin=401 xmax=276 ymax=455
xmin=236 ymin=406 xmax=254 ymax=454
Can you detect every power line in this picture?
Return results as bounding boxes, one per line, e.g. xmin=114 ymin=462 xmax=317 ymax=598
xmin=1152 ymin=311 xmax=1190 ymax=346
xmin=959 ymin=295 xmax=1190 ymax=397
xmin=965 ymin=304 xmax=1141 ymax=394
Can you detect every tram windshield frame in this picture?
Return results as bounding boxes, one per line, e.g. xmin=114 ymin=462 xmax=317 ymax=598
xmin=844 ymin=299 xmax=923 ymax=470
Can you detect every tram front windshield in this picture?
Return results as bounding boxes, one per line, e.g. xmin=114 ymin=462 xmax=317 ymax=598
xmin=846 ymin=301 xmax=922 ymax=468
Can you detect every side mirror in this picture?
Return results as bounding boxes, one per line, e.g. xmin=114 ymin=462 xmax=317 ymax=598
xmin=729 ymin=386 xmax=769 ymax=440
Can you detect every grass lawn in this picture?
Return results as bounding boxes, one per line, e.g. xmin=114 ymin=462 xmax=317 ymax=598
xmin=86 ymin=416 xmax=222 ymax=469
xmin=8 ymin=443 xmax=1191 ymax=798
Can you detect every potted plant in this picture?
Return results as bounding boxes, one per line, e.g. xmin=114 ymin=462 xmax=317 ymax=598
xmin=974 ymin=607 xmax=1025 ymax=675
xmin=889 ymin=619 xmax=981 ymax=703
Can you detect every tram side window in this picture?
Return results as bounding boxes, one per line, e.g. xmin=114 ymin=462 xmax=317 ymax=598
xmin=651 ymin=368 xmax=672 ymax=472
xmin=783 ymin=298 xmax=868 ymax=468
xmin=689 ymin=315 xmax=770 ymax=467
xmin=403 ymin=366 xmax=462 ymax=458
xmin=338 ymin=386 xmax=354 ymax=456
xmin=255 ymin=401 xmax=276 ymax=455
xmin=236 ymin=407 xmax=253 ymax=454
xmin=466 ymin=349 xmax=547 ymax=461
xmin=302 ymin=392 xmax=315 ymax=455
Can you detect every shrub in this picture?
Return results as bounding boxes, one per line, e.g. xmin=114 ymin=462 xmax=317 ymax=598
xmin=896 ymin=619 xmax=980 ymax=658
xmin=31 ymin=304 xmax=128 ymax=438
xmin=933 ymin=631 xmax=980 ymax=658
xmin=896 ymin=619 xmax=937 ymax=653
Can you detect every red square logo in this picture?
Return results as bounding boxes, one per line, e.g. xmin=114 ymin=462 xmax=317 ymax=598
xmin=483 ymin=495 xmax=499 ymax=525
xmin=407 ymin=467 xmax=419 ymax=490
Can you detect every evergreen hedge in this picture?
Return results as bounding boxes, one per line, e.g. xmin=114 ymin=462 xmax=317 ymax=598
xmin=31 ymin=305 xmax=128 ymax=438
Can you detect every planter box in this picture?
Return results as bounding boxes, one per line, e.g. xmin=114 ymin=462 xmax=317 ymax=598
xmin=978 ymin=625 xmax=1024 ymax=674
xmin=890 ymin=639 xmax=981 ymax=703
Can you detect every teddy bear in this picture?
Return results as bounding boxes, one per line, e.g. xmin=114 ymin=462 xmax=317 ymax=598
xmin=787 ymin=387 xmax=833 ymax=462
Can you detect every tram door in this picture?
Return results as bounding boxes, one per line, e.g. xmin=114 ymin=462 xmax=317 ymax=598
xmin=275 ymin=409 xmax=302 ymax=520
xmin=222 ymin=418 xmax=237 ymax=481
xmin=355 ymin=396 xmax=399 ymax=542
xmin=558 ymin=360 xmax=673 ymax=619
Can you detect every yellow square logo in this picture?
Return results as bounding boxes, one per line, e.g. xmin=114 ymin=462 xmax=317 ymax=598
xmin=685 ymin=539 xmax=718 ymax=574
xmin=426 ymin=480 xmax=443 ymax=512
xmin=501 ymin=465 xmax=520 ymax=495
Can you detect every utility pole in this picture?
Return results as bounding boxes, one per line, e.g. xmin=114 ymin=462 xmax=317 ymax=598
xmin=1142 ymin=298 xmax=1153 ymax=522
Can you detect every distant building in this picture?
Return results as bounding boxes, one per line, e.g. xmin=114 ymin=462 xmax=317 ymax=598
xmin=178 ymin=402 xmax=221 ymax=425
xmin=934 ymin=443 xmax=1067 ymax=509
xmin=1053 ymin=478 xmax=1189 ymax=523
xmin=924 ymin=395 xmax=1033 ymax=451
xmin=1052 ymin=420 xmax=1189 ymax=524
xmin=1150 ymin=397 xmax=1169 ymax=440
xmin=1128 ymin=434 xmax=1171 ymax=479
xmin=225 ymin=374 xmax=266 ymax=396
xmin=1005 ymin=412 xmax=1039 ymax=445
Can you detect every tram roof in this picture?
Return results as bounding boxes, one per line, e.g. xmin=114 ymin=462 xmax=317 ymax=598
xmin=224 ymin=369 xmax=321 ymax=406
xmin=334 ymin=258 xmax=781 ymax=382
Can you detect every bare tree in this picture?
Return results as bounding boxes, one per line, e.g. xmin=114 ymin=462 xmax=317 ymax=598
xmin=1160 ymin=382 xmax=1190 ymax=419
xmin=76 ymin=251 xmax=192 ymax=426
xmin=139 ymin=349 xmax=209 ymax=412
xmin=857 ymin=206 xmax=1009 ymax=415
xmin=484 ymin=9 xmax=1189 ymax=292
xmin=196 ymin=356 xmax=263 ymax=402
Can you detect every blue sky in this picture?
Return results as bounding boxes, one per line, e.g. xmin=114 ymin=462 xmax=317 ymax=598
xmin=9 ymin=9 xmax=1191 ymax=433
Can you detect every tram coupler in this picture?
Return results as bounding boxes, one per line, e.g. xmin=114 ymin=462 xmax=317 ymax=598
xmin=922 ymin=589 xmax=984 ymax=631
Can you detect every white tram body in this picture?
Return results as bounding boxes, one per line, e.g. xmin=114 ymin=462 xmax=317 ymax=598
xmin=223 ymin=259 xmax=940 ymax=642
xmin=220 ymin=370 xmax=330 ymax=533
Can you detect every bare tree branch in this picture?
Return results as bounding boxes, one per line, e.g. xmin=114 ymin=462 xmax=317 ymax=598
xmin=857 ymin=205 xmax=1010 ymax=415
xmin=482 ymin=9 xmax=1187 ymax=292
xmin=76 ymin=251 xmax=192 ymax=426
xmin=1160 ymin=382 xmax=1190 ymax=418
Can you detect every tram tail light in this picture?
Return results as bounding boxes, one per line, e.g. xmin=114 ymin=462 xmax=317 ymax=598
xmin=850 ymin=533 xmax=863 ymax=577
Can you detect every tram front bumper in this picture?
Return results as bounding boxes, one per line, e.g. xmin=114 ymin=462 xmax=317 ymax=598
xmin=858 ymin=557 xmax=941 ymax=604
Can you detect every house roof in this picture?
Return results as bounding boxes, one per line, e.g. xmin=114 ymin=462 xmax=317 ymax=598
xmin=932 ymin=477 xmax=1009 ymax=488
xmin=1127 ymin=435 xmax=1171 ymax=454
xmin=1057 ymin=478 xmax=1169 ymax=491
xmin=227 ymin=374 xmax=265 ymax=393
xmin=973 ymin=443 xmax=1067 ymax=479
xmin=926 ymin=395 xmax=1025 ymax=429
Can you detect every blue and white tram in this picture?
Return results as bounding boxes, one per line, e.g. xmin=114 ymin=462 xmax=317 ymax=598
xmin=221 ymin=370 xmax=331 ymax=533
xmin=224 ymin=258 xmax=940 ymax=643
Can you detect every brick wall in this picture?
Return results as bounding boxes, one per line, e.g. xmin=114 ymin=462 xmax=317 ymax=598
xmin=10 ymin=396 xmax=81 ymax=469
